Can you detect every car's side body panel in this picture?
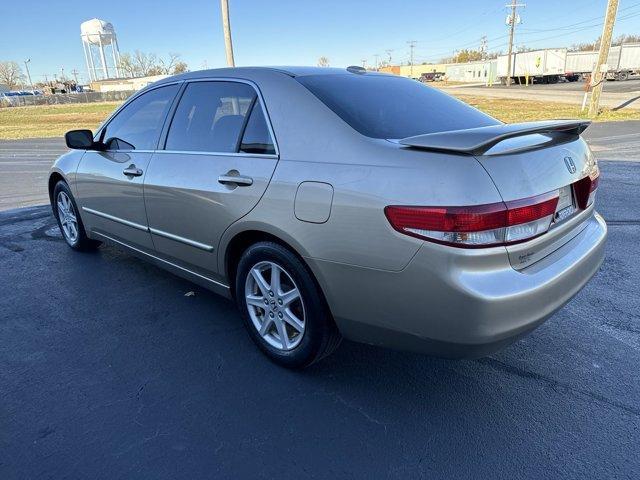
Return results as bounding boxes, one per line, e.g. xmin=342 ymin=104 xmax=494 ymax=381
xmin=76 ymin=150 xmax=155 ymax=251
xmin=48 ymin=150 xmax=84 ymax=199
xmin=144 ymin=151 xmax=278 ymax=276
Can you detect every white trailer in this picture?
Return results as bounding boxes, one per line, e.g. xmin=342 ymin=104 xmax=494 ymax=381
xmin=497 ymin=49 xmax=567 ymax=84
xmin=565 ymin=43 xmax=640 ymax=81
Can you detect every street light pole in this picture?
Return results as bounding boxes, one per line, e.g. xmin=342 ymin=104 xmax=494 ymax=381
xmin=24 ymin=59 xmax=34 ymax=92
xmin=220 ymin=0 xmax=235 ymax=67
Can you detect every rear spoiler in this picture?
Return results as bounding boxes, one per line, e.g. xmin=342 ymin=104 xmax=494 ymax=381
xmin=398 ymin=120 xmax=591 ymax=156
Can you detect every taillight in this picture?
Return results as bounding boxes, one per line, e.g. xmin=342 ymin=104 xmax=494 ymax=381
xmin=575 ymin=172 xmax=599 ymax=209
xmin=385 ymin=191 xmax=559 ymax=248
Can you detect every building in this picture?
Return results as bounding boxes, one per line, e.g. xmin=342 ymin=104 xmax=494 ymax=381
xmin=89 ymin=74 xmax=169 ymax=92
xmin=444 ymin=60 xmax=497 ymax=84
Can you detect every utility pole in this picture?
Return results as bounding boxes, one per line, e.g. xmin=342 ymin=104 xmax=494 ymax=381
xmin=71 ymin=69 xmax=79 ymax=85
xmin=588 ymin=0 xmax=619 ymax=117
xmin=373 ymin=54 xmax=380 ymax=70
xmin=361 ymin=59 xmax=367 ymax=69
xmin=505 ymin=1 xmax=525 ymax=86
xmin=480 ymin=36 xmax=488 ymax=60
xmin=220 ymin=0 xmax=235 ymax=67
xmin=24 ymin=59 xmax=34 ymax=92
xmin=407 ymin=40 xmax=417 ymax=78
xmin=385 ymin=49 xmax=393 ymax=65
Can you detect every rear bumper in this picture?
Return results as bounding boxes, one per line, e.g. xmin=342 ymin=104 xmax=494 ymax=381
xmin=309 ymin=212 xmax=607 ymax=358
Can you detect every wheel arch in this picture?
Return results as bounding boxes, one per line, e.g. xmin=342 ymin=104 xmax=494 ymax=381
xmin=48 ymin=171 xmax=66 ymax=205
xmin=222 ymin=227 xmax=328 ymax=309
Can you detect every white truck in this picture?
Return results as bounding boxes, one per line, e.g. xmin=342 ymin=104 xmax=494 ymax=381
xmin=497 ymin=48 xmax=567 ymax=84
xmin=565 ymin=43 xmax=640 ymax=81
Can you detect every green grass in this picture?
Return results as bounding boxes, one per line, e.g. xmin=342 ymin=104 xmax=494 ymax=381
xmin=0 ymin=96 xmax=638 ymax=140
xmin=0 ymin=102 xmax=122 ymax=139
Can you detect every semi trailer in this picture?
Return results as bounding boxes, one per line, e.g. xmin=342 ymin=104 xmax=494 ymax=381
xmin=565 ymin=43 xmax=640 ymax=81
xmin=497 ymin=49 xmax=567 ymax=84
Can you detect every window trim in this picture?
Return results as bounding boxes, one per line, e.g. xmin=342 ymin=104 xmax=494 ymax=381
xmin=94 ymin=80 xmax=184 ymax=153
xmin=159 ymin=77 xmax=279 ymax=158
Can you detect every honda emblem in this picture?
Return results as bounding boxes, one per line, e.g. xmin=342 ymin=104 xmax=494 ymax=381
xmin=564 ymin=156 xmax=577 ymax=174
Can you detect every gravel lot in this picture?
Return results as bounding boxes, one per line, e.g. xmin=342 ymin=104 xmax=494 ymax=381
xmin=0 ymin=136 xmax=639 ymax=479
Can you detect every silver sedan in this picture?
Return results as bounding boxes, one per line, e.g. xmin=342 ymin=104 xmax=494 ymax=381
xmin=49 ymin=67 xmax=606 ymax=367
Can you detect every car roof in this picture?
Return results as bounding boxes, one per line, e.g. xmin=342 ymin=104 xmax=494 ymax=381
xmin=157 ymin=66 xmax=389 ymax=84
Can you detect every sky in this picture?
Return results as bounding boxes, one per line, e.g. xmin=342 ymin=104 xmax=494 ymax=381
xmin=1 ymin=0 xmax=640 ymax=84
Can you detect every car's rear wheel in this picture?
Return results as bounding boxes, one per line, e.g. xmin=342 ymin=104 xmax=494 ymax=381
xmin=53 ymin=181 xmax=100 ymax=251
xmin=235 ymin=241 xmax=341 ymax=368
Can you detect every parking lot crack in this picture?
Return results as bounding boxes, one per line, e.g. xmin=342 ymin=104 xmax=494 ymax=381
xmin=331 ymin=393 xmax=388 ymax=432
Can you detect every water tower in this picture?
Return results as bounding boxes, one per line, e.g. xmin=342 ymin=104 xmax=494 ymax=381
xmin=81 ymin=19 xmax=121 ymax=81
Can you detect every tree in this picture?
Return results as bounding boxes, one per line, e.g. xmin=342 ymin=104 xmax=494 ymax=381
xmin=317 ymin=56 xmax=330 ymax=67
xmin=0 ymin=61 xmax=25 ymax=90
xmin=133 ymin=50 xmax=159 ymax=76
xmin=117 ymin=51 xmax=188 ymax=77
xmin=173 ymin=61 xmax=188 ymax=74
xmin=614 ymin=34 xmax=640 ymax=45
xmin=117 ymin=53 xmax=136 ymax=77
xmin=440 ymin=49 xmax=484 ymax=64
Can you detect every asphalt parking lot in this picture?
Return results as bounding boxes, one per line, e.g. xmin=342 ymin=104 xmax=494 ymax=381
xmin=1 ymin=136 xmax=639 ymax=478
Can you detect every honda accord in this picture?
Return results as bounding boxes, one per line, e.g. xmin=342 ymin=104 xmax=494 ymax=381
xmin=49 ymin=67 xmax=607 ymax=367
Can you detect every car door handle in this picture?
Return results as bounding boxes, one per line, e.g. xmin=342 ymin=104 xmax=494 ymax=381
xmin=218 ymin=174 xmax=253 ymax=186
xmin=123 ymin=165 xmax=143 ymax=177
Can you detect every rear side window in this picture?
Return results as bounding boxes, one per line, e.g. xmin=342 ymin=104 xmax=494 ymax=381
xmin=240 ymin=105 xmax=276 ymax=155
xmin=102 ymin=84 xmax=179 ymax=150
xmin=296 ymin=74 xmax=499 ymax=139
xmin=166 ymin=81 xmax=258 ymax=153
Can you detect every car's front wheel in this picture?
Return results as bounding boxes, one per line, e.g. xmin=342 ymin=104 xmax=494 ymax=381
xmin=52 ymin=180 xmax=100 ymax=251
xmin=235 ymin=241 xmax=341 ymax=368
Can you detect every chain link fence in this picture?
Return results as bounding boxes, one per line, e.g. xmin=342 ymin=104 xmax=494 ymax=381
xmin=0 ymin=90 xmax=135 ymax=108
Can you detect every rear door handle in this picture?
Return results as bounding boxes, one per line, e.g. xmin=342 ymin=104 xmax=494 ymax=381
xmin=123 ymin=165 xmax=143 ymax=177
xmin=218 ymin=174 xmax=253 ymax=186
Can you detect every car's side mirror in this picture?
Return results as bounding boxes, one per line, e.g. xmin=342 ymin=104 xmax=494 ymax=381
xmin=65 ymin=129 xmax=104 ymax=150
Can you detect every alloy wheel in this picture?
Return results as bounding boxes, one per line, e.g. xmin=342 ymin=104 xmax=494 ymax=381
xmin=57 ymin=191 xmax=79 ymax=245
xmin=245 ymin=261 xmax=306 ymax=351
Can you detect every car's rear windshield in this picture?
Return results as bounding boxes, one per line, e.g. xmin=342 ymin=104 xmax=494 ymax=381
xmin=296 ymin=74 xmax=499 ymax=139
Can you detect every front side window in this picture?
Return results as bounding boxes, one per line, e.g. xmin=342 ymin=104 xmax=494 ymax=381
xmin=296 ymin=73 xmax=499 ymax=139
xmin=101 ymin=84 xmax=179 ymax=150
xmin=166 ymin=81 xmax=261 ymax=153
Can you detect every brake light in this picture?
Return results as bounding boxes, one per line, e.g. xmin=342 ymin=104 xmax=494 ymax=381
xmin=385 ymin=192 xmax=559 ymax=248
xmin=574 ymin=172 xmax=599 ymax=209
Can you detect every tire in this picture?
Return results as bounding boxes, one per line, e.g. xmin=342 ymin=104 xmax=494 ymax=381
xmin=52 ymin=180 xmax=101 ymax=251
xmin=235 ymin=241 xmax=341 ymax=368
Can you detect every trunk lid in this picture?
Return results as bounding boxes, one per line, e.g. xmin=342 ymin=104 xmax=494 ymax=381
xmin=476 ymin=137 xmax=599 ymax=269
xmin=399 ymin=121 xmax=599 ymax=269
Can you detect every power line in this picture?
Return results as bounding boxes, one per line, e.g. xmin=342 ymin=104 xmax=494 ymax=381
xmin=382 ymin=2 xmax=640 ymax=66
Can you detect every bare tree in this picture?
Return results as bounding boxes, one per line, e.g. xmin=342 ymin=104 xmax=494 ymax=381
xmin=0 ymin=61 xmax=25 ymax=90
xmin=158 ymin=53 xmax=182 ymax=75
xmin=317 ymin=56 xmax=330 ymax=67
xmin=117 ymin=53 xmax=137 ymax=77
xmin=133 ymin=50 xmax=159 ymax=76
xmin=118 ymin=51 xmax=188 ymax=77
